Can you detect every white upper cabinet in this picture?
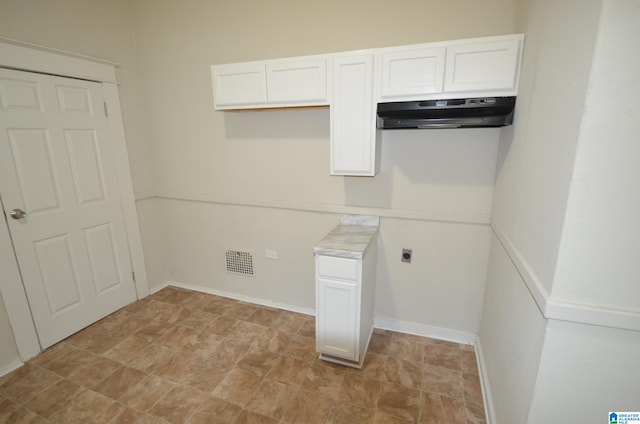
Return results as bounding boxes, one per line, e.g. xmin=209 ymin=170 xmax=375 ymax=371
xmin=211 ymin=62 xmax=267 ymax=108
xmin=376 ymin=34 xmax=524 ymax=101
xmin=211 ymin=56 xmax=328 ymax=109
xmin=379 ymin=46 xmax=446 ymax=99
xmin=266 ymin=58 xmax=327 ymax=105
xmin=444 ymin=37 xmax=522 ymax=93
xmin=330 ymin=53 xmax=379 ymax=176
xmin=211 ymin=34 xmax=524 ymax=177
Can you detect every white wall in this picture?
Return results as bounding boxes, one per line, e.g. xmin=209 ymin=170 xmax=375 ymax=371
xmin=481 ymin=1 xmax=640 ymax=423
xmin=552 ymin=0 xmax=640 ymax=313
xmin=527 ymin=1 xmax=640 ymax=421
xmin=491 ymin=0 xmax=603 ymax=296
xmin=132 ymin=0 xmax=517 ymax=336
xmin=0 ymin=293 xmax=19 ymax=374
xmin=528 ymin=320 xmax=640 ymax=423
xmin=478 ymin=0 xmax=604 ymax=422
xmin=479 ymin=235 xmax=547 ymax=423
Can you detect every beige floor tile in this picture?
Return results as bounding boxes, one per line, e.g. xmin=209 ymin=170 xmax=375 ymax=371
xmin=0 ymin=365 xmax=61 ymax=404
xmin=187 ymin=396 xmax=241 ymax=424
xmin=377 ymin=382 xmax=422 ymax=422
xmin=48 ymin=389 xmax=114 ymax=424
xmin=237 ymin=348 xmax=281 ymax=378
xmin=463 ymin=372 xmax=484 ymax=405
xmin=233 ymin=409 xmax=279 ymax=424
xmin=208 ymin=338 xmax=252 ymax=366
xmin=149 ymin=385 xmax=208 ymax=424
xmin=103 ymin=335 xmax=152 ymax=364
xmin=326 ymin=401 xmax=375 ymax=424
xmin=282 ymin=389 xmax=334 ymax=424
xmin=373 ymin=412 xmax=413 ymax=424
xmin=424 ymin=344 xmax=462 ymax=371
xmin=128 ymin=343 xmax=177 ymax=373
xmin=338 ymin=374 xmax=381 ymax=409
xmin=0 ymin=289 xmax=484 ymax=424
xmin=267 ymin=356 xmax=309 ymax=386
xmin=245 ymin=380 xmax=297 ymax=419
xmin=368 ymin=332 xmax=392 ymax=355
xmin=246 ymin=307 xmax=281 ymax=327
xmin=119 ymin=373 xmax=176 ymax=411
xmin=212 ymin=367 xmax=262 ymax=406
xmin=387 ymin=337 xmax=424 ymax=363
xmin=65 ymin=355 xmax=122 ymax=388
xmin=205 ymin=316 xmax=238 ymax=336
xmin=383 ymin=357 xmax=423 ymax=390
xmin=301 ymin=362 xmax=346 ymax=398
xmin=93 ymin=366 xmax=147 ymax=400
xmin=421 ymin=364 xmax=464 ymax=399
xmin=461 ymin=349 xmax=480 ymax=376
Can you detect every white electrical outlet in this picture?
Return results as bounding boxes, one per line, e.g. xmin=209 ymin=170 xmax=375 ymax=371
xmin=265 ymin=250 xmax=278 ymax=260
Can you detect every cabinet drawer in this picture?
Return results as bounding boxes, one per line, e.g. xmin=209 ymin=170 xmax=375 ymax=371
xmin=317 ymin=255 xmax=359 ymax=281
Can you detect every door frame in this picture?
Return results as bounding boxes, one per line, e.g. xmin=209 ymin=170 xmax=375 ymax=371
xmin=0 ymin=38 xmax=149 ymax=361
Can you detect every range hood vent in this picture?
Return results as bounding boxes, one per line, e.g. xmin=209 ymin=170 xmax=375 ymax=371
xmin=377 ymin=96 xmax=516 ymax=129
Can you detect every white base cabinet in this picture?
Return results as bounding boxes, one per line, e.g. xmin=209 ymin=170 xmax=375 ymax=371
xmin=315 ymin=243 xmax=377 ymax=368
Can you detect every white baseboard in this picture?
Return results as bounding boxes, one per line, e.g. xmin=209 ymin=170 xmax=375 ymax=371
xmin=155 ymin=281 xmax=479 ymax=346
xmin=0 ymin=358 xmax=23 ymax=378
xmin=373 ymin=316 xmax=477 ymax=346
xmin=474 ymin=338 xmax=496 ymax=424
xmin=164 ymin=281 xmax=315 ymax=316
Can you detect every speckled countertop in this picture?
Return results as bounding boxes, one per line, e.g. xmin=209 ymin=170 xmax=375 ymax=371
xmin=313 ymin=215 xmax=379 ymax=259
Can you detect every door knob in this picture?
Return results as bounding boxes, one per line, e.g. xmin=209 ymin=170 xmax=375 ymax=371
xmin=10 ymin=209 xmax=26 ymax=220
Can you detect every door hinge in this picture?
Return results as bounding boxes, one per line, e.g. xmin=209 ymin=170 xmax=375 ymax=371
xmin=103 ymin=102 xmax=109 ymax=117
xmin=132 ymin=271 xmax=136 ymax=282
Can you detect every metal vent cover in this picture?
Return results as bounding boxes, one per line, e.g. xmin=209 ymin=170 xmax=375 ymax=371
xmin=225 ymin=249 xmax=254 ymax=276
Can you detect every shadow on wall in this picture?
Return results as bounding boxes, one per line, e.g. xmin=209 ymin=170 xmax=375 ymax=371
xmin=343 ymin=128 xmax=501 ymax=210
xmin=222 ymin=107 xmax=330 ymax=139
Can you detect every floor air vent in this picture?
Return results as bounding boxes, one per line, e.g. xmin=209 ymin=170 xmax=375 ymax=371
xmin=225 ymin=250 xmax=254 ymax=276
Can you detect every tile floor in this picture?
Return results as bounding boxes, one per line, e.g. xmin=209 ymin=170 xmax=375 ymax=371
xmin=0 ymin=287 xmax=486 ymax=424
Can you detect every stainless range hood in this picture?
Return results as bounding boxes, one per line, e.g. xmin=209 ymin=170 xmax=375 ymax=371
xmin=376 ymin=96 xmax=516 ymax=129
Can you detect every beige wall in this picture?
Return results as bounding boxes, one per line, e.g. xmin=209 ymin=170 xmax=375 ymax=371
xmin=0 ymin=0 xmax=152 ymax=194
xmin=0 ymin=0 xmax=145 ymax=367
xmin=0 ymin=0 xmax=517 ymax=371
xmin=132 ymin=0 xmax=517 ymax=337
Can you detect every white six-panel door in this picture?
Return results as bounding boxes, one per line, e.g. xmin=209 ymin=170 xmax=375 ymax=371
xmin=0 ymin=68 xmax=137 ymax=348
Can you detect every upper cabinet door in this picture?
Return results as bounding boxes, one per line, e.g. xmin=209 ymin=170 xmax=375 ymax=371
xmin=380 ymin=47 xmax=445 ymax=99
xmin=266 ymin=58 xmax=328 ymax=105
xmin=211 ymin=63 xmax=267 ymax=109
xmin=330 ymin=54 xmax=377 ymax=176
xmin=444 ymin=37 xmax=522 ymax=93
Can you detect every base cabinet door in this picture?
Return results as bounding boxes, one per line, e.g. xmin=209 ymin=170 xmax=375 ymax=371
xmin=316 ymin=277 xmax=359 ymax=360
